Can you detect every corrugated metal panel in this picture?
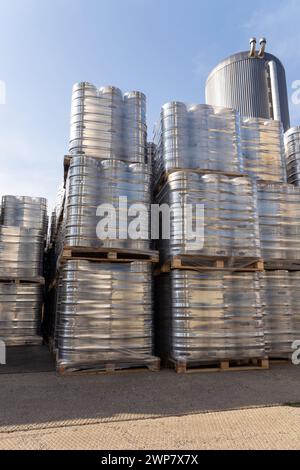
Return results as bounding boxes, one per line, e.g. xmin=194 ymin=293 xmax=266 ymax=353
xmin=206 ymin=52 xmax=290 ymax=132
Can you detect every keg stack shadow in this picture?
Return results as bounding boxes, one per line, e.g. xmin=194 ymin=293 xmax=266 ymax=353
xmin=152 ymin=102 xmax=299 ymax=373
xmin=0 ymin=196 xmax=48 ymax=347
xmin=44 ymin=83 xmax=160 ymax=376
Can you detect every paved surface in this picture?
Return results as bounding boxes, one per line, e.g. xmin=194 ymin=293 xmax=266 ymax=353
xmin=1 ymin=406 xmax=300 ymax=450
xmin=1 ymin=363 xmax=300 ymax=432
xmin=0 ymin=346 xmax=300 ymax=449
xmin=0 ymin=346 xmax=54 ymax=375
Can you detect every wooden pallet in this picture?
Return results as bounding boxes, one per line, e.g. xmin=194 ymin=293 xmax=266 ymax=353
xmin=57 ymin=357 xmax=160 ymax=376
xmin=268 ymin=356 xmax=293 ymax=365
xmin=168 ymin=358 xmax=269 ymax=374
xmin=5 ymin=337 xmax=44 ymax=347
xmin=155 ymin=168 xmax=247 ymax=195
xmin=60 ymin=246 xmax=159 ymax=264
xmin=157 ymin=256 xmax=264 ymax=274
xmin=264 ymin=259 xmax=300 ymax=271
xmin=0 ymin=276 xmax=45 ymax=285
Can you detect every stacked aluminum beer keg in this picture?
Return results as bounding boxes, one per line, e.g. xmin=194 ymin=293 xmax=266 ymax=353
xmin=272 ymin=126 xmax=300 ymax=355
xmin=0 ymin=196 xmax=47 ymax=346
xmin=239 ymin=116 xmax=300 ymax=359
xmin=215 ymin=111 xmax=300 ymax=360
xmin=240 ymin=118 xmax=286 ymax=182
xmin=284 ymin=127 xmax=300 ymax=186
xmin=239 ymin=118 xmax=300 ymax=360
xmin=46 ymin=82 xmax=159 ymax=374
xmin=153 ymin=102 xmax=268 ymax=371
xmin=251 ymin=123 xmax=300 ymax=360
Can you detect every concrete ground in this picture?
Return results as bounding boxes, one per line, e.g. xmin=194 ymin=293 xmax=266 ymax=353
xmin=0 ymin=346 xmax=300 ymax=450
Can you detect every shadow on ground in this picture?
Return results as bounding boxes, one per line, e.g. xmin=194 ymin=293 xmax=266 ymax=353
xmin=0 ymin=345 xmax=299 ymax=431
xmin=0 ymin=346 xmax=55 ymax=375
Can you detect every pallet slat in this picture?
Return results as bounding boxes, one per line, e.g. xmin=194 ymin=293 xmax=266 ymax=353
xmin=60 ymin=246 xmax=159 ymax=264
xmin=157 ymin=256 xmax=264 ymax=274
xmin=57 ymin=357 xmax=160 ymax=376
xmin=0 ymin=276 xmax=45 ymax=285
xmin=4 ymin=337 xmax=44 ymax=347
xmin=268 ymin=357 xmax=293 ymax=365
xmin=168 ymin=358 xmax=269 ymax=374
xmin=264 ymin=260 xmax=300 ymax=271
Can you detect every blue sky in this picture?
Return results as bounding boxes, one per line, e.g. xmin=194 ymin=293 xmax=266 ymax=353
xmin=1 ymin=0 xmax=300 ymax=210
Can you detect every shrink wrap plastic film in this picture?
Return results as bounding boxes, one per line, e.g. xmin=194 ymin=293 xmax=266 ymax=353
xmin=156 ymin=270 xmax=265 ymax=363
xmin=284 ymin=126 xmax=300 ymax=186
xmin=289 ymin=272 xmax=300 ymax=344
xmin=241 ymin=118 xmax=286 ymax=182
xmin=0 ymin=226 xmax=44 ymax=278
xmin=147 ymin=142 xmax=156 ymax=176
xmin=257 ymin=182 xmax=300 ymax=261
xmin=0 ymin=283 xmax=43 ymax=345
xmin=0 ymin=195 xmax=47 ymax=278
xmin=43 ymin=280 xmax=59 ymax=342
xmin=49 ymin=183 xmax=65 ymax=245
xmin=153 ymin=102 xmax=243 ymax=180
xmin=156 ymin=171 xmax=261 ymax=260
xmin=1 ymin=195 xmax=48 ymax=237
xmin=0 ymin=196 xmax=47 ymax=345
xmin=55 ymin=260 xmax=154 ymax=370
xmin=69 ymin=83 xmax=147 ymax=164
xmin=259 ymin=271 xmax=293 ymax=357
xmin=63 ymin=155 xmax=151 ymax=251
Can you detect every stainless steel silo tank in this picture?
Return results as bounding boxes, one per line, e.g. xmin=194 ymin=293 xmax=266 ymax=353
xmin=206 ymin=38 xmax=290 ymax=131
xmin=284 ymin=127 xmax=300 ymax=185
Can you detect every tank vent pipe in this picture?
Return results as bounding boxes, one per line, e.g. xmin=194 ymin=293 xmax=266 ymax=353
xmin=249 ymin=37 xmax=257 ymax=58
xmin=258 ymin=38 xmax=267 ymax=58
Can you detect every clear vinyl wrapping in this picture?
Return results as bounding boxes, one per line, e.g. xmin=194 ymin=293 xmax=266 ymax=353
xmin=55 ymin=260 xmax=155 ymax=370
xmin=0 ymin=283 xmax=43 ymax=345
xmin=240 ymin=118 xmax=286 ymax=182
xmin=284 ymin=126 xmax=300 ymax=186
xmin=257 ymin=182 xmax=300 ymax=261
xmin=63 ymin=155 xmax=151 ymax=251
xmin=69 ymin=83 xmax=147 ymax=164
xmin=156 ymin=171 xmax=261 ymax=260
xmin=155 ymin=270 xmax=265 ymax=364
xmin=153 ymin=102 xmax=242 ymax=181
